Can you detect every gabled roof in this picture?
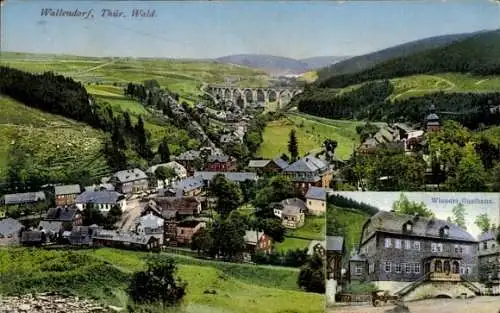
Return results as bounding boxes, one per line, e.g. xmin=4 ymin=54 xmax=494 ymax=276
xmin=111 ymin=169 xmax=148 ymax=183
xmin=478 ymin=229 xmax=498 ymax=242
xmin=280 ymin=198 xmax=307 ymax=212
xmin=273 ymin=158 xmax=289 ymax=169
xmin=45 ymin=207 xmax=79 ymax=221
xmin=175 ymin=175 xmax=204 ymax=192
xmin=248 ymin=160 xmax=271 ymax=168
xmin=350 ymin=253 xmax=367 ymax=262
xmin=364 ymin=211 xmax=476 ymax=243
xmin=2 ymin=192 xmax=46 ymax=205
xmin=327 ymin=236 xmax=344 ymax=252
xmin=244 ymin=230 xmax=265 ymax=245
xmin=194 ymin=171 xmax=258 ymax=182
xmin=39 ymin=221 xmax=63 ymax=234
xmin=75 ymin=191 xmax=124 ymax=204
xmin=92 ymin=230 xmax=158 ymax=245
xmin=206 ymin=154 xmax=233 ymax=163
xmin=284 ymin=156 xmax=327 ymax=173
xmin=305 ymin=186 xmax=327 ymax=201
xmin=0 ymin=218 xmax=23 ymax=236
xmin=54 ymin=184 xmax=81 ymax=196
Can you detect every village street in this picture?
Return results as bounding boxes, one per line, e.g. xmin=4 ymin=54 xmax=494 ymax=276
xmin=328 ymin=297 xmax=500 ymax=313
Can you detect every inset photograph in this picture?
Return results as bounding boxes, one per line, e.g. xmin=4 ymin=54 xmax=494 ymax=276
xmin=326 ymin=191 xmax=500 ymax=313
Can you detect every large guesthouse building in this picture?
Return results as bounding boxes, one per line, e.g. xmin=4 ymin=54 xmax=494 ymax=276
xmin=350 ymin=211 xmax=479 ymax=295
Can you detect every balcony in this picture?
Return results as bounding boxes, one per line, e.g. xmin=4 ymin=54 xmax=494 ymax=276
xmin=429 ymin=272 xmax=461 ymax=282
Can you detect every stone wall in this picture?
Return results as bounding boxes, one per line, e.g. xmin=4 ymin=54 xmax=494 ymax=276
xmin=326 ymin=279 xmax=337 ymax=307
xmin=404 ymin=282 xmax=475 ymax=301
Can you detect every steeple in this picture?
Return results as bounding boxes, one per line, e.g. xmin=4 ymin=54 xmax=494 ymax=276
xmin=425 ymin=104 xmax=440 ymax=132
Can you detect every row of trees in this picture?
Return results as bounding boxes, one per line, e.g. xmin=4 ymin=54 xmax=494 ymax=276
xmin=298 ymin=83 xmax=500 ymax=130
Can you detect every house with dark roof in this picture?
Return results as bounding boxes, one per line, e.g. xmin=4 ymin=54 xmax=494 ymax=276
xmin=109 ymin=168 xmax=149 ymax=194
xmin=425 ymin=104 xmax=441 ymax=132
xmin=92 ymin=230 xmax=160 ymax=251
xmin=353 ymin=211 xmax=479 ymax=297
xmin=20 ymin=230 xmax=46 ymax=246
xmin=0 ymin=218 xmax=24 ymax=245
xmin=39 ymin=207 xmax=82 ymax=239
xmin=75 ymin=191 xmax=126 ymax=213
xmin=204 ymin=154 xmax=237 ymax=172
xmin=282 ymin=155 xmax=333 ymax=196
xmin=1 ymin=191 xmax=46 ymax=208
xmin=305 ymin=186 xmax=327 ymax=216
xmin=247 ymin=158 xmax=289 ymax=175
xmin=54 ymin=184 xmax=81 ymax=207
xmin=478 ymin=229 xmax=500 ymax=295
xmin=169 ymin=175 xmax=205 ymax=197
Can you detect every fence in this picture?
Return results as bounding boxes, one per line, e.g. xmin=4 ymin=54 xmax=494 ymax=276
xmin=335 ymin=293 xmax=372 ymax=304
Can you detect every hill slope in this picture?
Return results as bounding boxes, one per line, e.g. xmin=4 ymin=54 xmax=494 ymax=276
xmin=0 ymin=95 xmax=108 ymax=183
xmin=316 ymin=30 xmax=487 ymax=83
xmin=215 ymin=54 xmax=348 ymax=75
xmin=318 ymin=29 xmax=500 ymax=88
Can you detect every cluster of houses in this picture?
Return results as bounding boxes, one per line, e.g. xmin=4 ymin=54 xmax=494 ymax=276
xmin=324 ymin=209 xmax=500 ymax=305
xmin=357 ymin=104 xmax=440 ymax=156
xmin=0 ymin=146 xmax=333 ymax=259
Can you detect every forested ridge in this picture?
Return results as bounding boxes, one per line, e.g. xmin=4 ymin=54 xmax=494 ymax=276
xmin=318 ymin=29 xmax=500 ymax=89
xmin=316 ymin=31 xmax=480 ymax=82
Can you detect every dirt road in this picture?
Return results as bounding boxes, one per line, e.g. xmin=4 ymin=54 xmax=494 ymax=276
xmin=328 ymin=297 xmax=500 ymax=313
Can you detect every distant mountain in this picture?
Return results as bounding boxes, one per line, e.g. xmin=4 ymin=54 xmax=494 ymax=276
xmin=318 ymin=29 xmax=500 ymax=88
xmin=214 ymin=54 xmax=349 ymax=76
xmin=316 ymin=30 xmax=490 ymax=83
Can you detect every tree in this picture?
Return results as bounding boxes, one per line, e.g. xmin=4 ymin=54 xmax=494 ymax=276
xmin=259 ymin=218 xmax=286 ymax=243
xmin=445 ymin=142 xmax=488 ymax=192
xmin=288 ymin=129 xmax=299 ymax=162
xmin=450 ymin=203 xmax=467 ymax=230
xmin=253 ymin=176 xmax=296 ymax=217
xmin=104 ymin=205 xmax=122 ymax=229
xmin=81 ymin=204 xmax=104 ymax=226
xmin=128 ymin=256 xmax=186 ymax=308
xmin=155 ymin=166 xmax=177 ymax=188
xmin=123 ymin=111 xmax=133 ymax=132
xmin=191 ymin=228 xmax=213 ymax=255
xmin=157 ymin=137 xmax=171 ymax=163
xmin=298 ymin=251 xmax=325 ymax=293
xmin=209 ymin=174 xmax=243 ymax=217
xmin=134 ymin=116 xmax=153 ymax=161
xmin=475 ymin=213 xmax=492 ymax=234
xmin=209 ymin=217 xmax=246 ymax=261
xmin=392 ymin=193 xmax=434 ymax=218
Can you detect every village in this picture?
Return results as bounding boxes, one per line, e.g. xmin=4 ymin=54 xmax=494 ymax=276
xmin=0 ymin=141 xmax=331 ymax=266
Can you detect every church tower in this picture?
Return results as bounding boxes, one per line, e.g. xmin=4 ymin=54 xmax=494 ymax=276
xmin=425 ymin=104 xmax=440 ymax=132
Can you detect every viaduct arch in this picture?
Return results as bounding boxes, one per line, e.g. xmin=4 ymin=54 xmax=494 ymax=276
xmin=206 ymin=85 xmax=303 ymax=108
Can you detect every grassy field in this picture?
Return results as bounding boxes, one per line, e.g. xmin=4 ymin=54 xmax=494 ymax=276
xmin=0 ymin=247 xmax=323 ymax=313
xmin=328 ymin=205 xmax=369 ymax=257
xmin=478 ymin=125 xmax=500 ymax=145
xmin=335 ymin=72 xmax=500 ymax=101
xmin=0 ymin=95 xmax=108 ymax=180
xmin=0 ymin=52 xmax=270 ymax=99
xmin=275 ymin=216 xmax=326 ymax=252
xmin=257 ymin=113 xmax=366 ymax=160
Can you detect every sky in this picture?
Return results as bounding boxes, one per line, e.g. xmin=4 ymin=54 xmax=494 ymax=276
xmin=1 ymin=1 xmax=500 ymax=59
xmin=333 ymin=192 xmax=500 ymax=238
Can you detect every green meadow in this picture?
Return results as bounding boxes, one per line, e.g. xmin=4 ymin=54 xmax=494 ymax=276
xmin=0 ymin=247 xmax=324 ymax=313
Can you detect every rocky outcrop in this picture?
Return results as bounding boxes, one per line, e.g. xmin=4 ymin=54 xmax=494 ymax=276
xmin=0 ymin=293 xmax=122 ymax=313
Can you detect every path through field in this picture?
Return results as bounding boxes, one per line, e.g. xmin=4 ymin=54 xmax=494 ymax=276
xmin=73 ymin=59 xmax=118 ymax=76
xmin=328 ymin=297 xmax=500 ymax=313
xmin=390 ymin=75 xmax=456 ymax=101
xmin=476 ymin=79 xmax=490 ymax=85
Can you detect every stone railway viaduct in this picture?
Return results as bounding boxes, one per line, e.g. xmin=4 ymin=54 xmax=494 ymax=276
xmin=206 ymin=85 xmax=303 ymax=108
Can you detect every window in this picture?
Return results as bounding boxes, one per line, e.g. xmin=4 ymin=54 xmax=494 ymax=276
xmin=384 ymin=262 xmax=391 ymax=272
xmin=355 ymin=266 xmax=362 ymax=275
xmin=308 ymin=201 xmax=312 ymax=205
xmin=431 ymin=243 xmax=443 ymax=252
xmin=384 ymin=238 xmax=392 ymax=248
xmin=483 ymin=242 xmax=488 ymax=250
xmin=395 ymin=263 xmax=402 ymax=273
xmin=414 ymin=263 xmax=421 ymax=274
xmin=460 ymin=267 xmax=465 ymax=275
xmin=413 ymin=241 xmax=420 ymax=250
xmin=369 ymin=263 xmax=375 ymax=273
xmin=405 ymin=240 xmax=411 ymax=249
xmin=403 ymin=222 xmax=413 ymax=232
xmin=395 ymin=239 xmax=402 ymax=249
xmin=466 ymin=266 xmax=471 ymax=274
xmin=405 ymin=263 xmax=411 ymax=273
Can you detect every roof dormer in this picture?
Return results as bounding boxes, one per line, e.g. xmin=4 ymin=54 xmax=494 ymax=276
xmin=402 ymin=221 xmax=414 ymax=233
xmin=439 ymin=225 xmax=450 ymax=237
